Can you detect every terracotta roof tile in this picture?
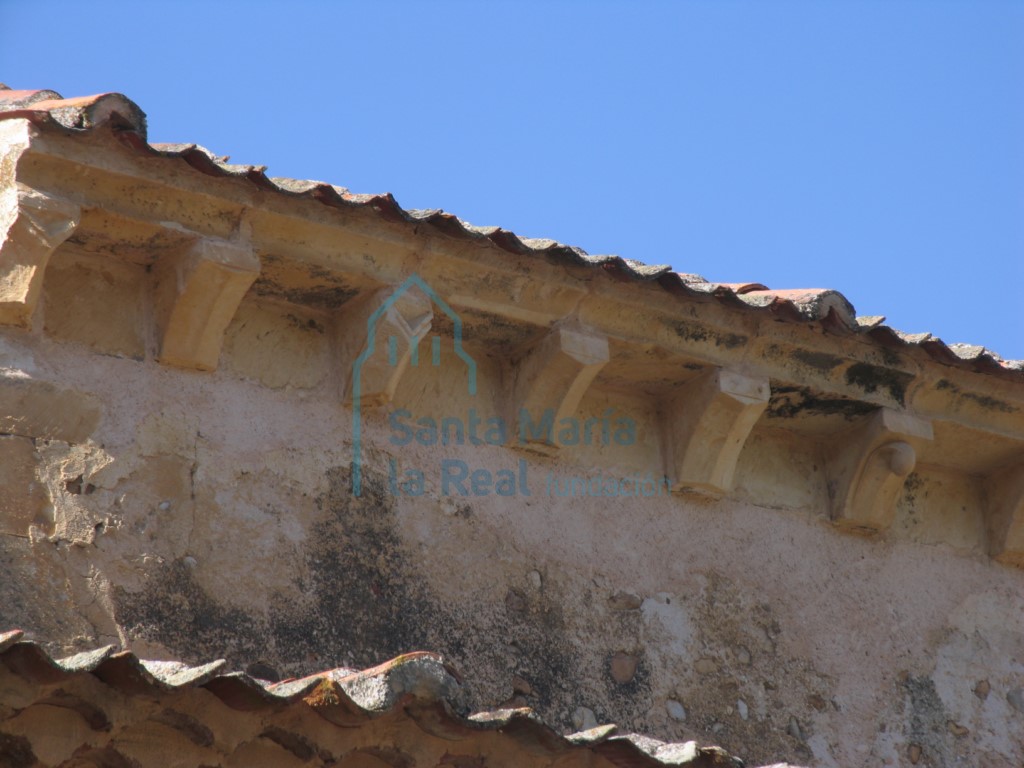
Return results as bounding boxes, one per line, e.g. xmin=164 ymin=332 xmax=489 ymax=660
xmin=0 ymin=630 xmax=761 ymax=768
xmin=1 ymin=85 xmax=1020 ymax=380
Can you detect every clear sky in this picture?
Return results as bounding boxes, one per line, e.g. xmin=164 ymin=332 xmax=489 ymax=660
xmin=3 ymin=1 xmax=1022 ymax=358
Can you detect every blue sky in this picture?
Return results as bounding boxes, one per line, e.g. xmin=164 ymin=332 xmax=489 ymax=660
xmin=3 ymin=1 xmax=1022 ymax=358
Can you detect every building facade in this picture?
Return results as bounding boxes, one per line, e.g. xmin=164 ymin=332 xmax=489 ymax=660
xmin=1 ymin=86 xmax=1023 ymax=767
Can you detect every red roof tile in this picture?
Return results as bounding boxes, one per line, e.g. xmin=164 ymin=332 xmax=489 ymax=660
xmin=0 ymin=630 xmax=758 ymax=768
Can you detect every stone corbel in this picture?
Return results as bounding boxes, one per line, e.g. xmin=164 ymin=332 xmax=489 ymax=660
xmin=826 ymin=408 xmax=933 ymax=533
xmin=0 ymin=186 xmax=81 ymax=327
xmin=154 ymin=239 xmax=260 ymax=371
xmin=662 ymin=368 xmax=769 ymax=494
xmin=512 ymin=323 xmax=610 ymax=454
xmin=986 ymin=462 xmax=1024 ymax=567
xmin=341 ymin=283 xmax=434 ymax=408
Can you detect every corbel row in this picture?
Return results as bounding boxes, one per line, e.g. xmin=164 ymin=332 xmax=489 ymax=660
xmin=343 ymin=297 xmax=1023 ymax=569
xmin=659 ymin=378 xmax=1024 ymax=565
xmin=4 ymin=202 xmax=1024 ymax=567
xmin=0 ymin=187 xmax=259 ymax=371
xmin=464 ymin=331 xmax=944 ymax=549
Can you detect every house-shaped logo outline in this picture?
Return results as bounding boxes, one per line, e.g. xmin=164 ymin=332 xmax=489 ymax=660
xmin=352 ymin=273 xmax=478 ymax=496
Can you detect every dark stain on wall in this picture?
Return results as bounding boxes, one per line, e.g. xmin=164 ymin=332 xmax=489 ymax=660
xmin=113 ymin=464 xmax=608 ymax=729
xmin=115 ymin=557 xmax=266 ymax=666
xmin=790 ymin=350 xmax=845 ymax=372
xmin=900 ymin=674 xmax=958 ymax=767
xmin=844 ymin=363 xmax=912 ymax=405
xmin=267 ymin=465 xmax=439 ymax=669
xmin=665 ymin=319 xmax=748 ymax=350
xmin=935 ymin=379 xmax=1017 ymax=414
xmin=0 ymin=539 xmax=95 ymax=649
xmin=766 ymin=385 xmax=876 ymax=420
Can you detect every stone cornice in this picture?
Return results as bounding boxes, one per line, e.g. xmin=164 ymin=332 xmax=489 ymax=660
xmin=3 ymin=116 xmax=1024 ymax=566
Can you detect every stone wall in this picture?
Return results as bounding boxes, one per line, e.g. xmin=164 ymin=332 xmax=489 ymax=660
xmin=2 ymin=300 xmax=1022 ymax=766
xmin=1 ymin=107 xmax=1023 ymax=767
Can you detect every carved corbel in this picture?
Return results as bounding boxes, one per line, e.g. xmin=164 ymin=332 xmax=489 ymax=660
xmin=512 ymin=323 xmax=610 ymax=454
xmin=0 ymin=186 xmax=81 ymax=327
xmin=341 ymin=283 xmax=434 ymax=408
xmin=662 ymin=368 xmax=769 ymax=494
xmin=154 ymin=239 xmax=260 ymax=371
xmin=986 ymin=462 xmax=1024 ymax=567
xmin=826 ymin=408 xmax=933 ymax=533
